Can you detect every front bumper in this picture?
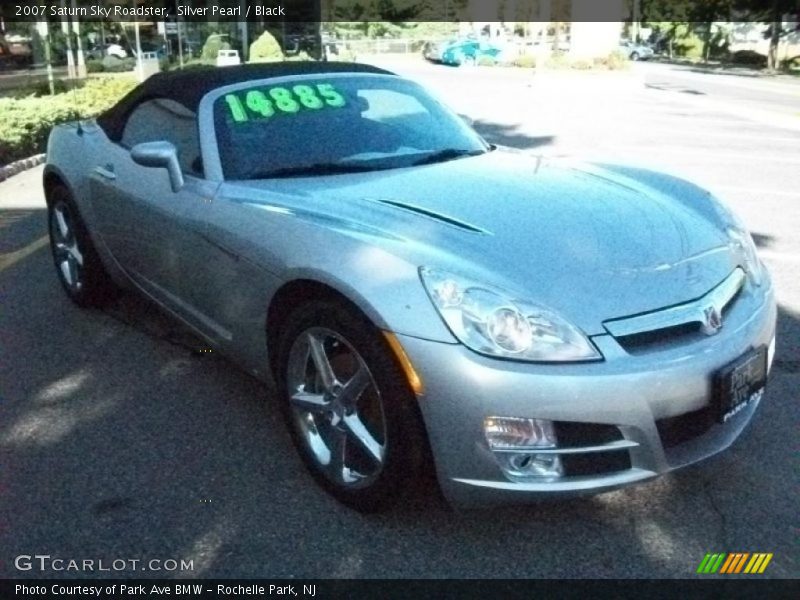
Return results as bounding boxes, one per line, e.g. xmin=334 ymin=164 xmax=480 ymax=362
xmin=398 ymin=278 xmax=777 ymax=508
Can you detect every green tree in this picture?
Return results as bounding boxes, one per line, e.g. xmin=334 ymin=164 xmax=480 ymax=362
xmin=643 ymin=0 xmax=733 ymax=61
xmin=249 ymin=31 xmax=283 ymax=62
xmin=201 ymin=34 xmax=230 ymax=63
xmin=735 ymin=0 xmax=798 ymax=70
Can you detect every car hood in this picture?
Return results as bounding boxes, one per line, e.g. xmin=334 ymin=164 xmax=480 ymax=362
xmin=234 ymin=150 xmax=738 ymax=335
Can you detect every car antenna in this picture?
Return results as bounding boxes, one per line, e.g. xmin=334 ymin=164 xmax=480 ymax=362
xmin=69 ymin=77 xmax=84 ymax=136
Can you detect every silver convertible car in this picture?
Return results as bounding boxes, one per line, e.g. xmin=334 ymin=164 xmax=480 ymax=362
xmin=44 ymin=63 xmax=776 ymax=511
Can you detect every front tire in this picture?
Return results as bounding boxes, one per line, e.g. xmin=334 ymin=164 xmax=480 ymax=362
xmin=47 ymin=185 xmax=117 ymax=307
xmin=274 ymin=299 xmax=429 ymax=512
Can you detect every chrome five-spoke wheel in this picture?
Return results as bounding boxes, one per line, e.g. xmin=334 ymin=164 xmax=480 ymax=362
xmin=50 ymin=201 xmax=84 ymax=293
xmin=287 ymin=327 xmax=387 ymax=488
xmin=47 ymin=184 xmax=117 ymax=307
xmin=276 ymin=299 xmax=430 ymax=511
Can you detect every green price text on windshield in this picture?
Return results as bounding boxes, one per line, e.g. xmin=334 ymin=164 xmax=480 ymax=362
xmin=224 ymin=83 xmax=346 ymax=123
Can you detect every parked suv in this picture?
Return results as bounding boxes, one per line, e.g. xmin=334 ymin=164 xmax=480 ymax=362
xmin=619 ymin=40 xmax=654 ymax=61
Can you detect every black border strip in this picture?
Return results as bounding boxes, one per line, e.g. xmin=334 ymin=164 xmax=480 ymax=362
xmin=2 ymin=578 xmax=799 ymax=600
xmin=1 ymin=1 xmax=798 ymax=23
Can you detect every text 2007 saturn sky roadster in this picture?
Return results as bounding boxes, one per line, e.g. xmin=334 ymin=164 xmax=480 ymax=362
xmin=44 ymin=63 xmax=775 ymax=510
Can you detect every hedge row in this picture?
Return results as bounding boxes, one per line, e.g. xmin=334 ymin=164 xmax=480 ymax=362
xmin=0 ymin=76 xmax=137 ymax=166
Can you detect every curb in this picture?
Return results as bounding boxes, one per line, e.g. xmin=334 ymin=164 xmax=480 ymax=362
xmin=0 ymin=154 xmax=46 ymax=184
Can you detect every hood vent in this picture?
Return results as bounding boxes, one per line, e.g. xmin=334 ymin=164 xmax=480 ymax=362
xmin=375 ymin=199 xmax=491 ymax=235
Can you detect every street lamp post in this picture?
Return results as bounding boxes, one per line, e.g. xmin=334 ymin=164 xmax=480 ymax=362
xmin=177 ymin=19 xmax=184 ymax=68
xmin=134 ymin=20 xmax=144 ymax=81
xmin=133 ymin=0 xmax=143 ymax=81
xmin=37 ymin=19 xmax=55 ymax=95
xmin=71 ymin=0 xmax=86 ymax=78
xmin=60 ymin=0 xmax=75 ymax=79
xmin=239 ymin=0 xmax=249 ymax=62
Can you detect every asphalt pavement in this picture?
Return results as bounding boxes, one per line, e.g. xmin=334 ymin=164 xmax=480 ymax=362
xmin=0 ymin=59 xmax=798 ymax=579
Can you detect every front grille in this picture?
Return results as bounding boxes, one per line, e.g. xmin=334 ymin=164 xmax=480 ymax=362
xmin=555 ymin=422 xmax=623 ymax=446
xmin=616 ymin=322 xmax=703 ymax=354
xmin=656 ymin=407 xmax=714 ymax=449
xmin=562 ymin=451 xmax=632 ymax=477
xmin=604 ymin=268 xmax=746 ymax=355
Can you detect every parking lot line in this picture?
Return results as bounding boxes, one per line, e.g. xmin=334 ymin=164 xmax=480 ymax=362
xmin=613 ymin=146 xmax=800 ymax=164
xmin=759 ymin=250 xmax=800 ymax=264
xmin=711 ymin=185 xmax=800 ymax=198
xmin=0 ymin=235 xmax=48 ymax=272
xmin=619 ymin=123 xmax=800 ymax=143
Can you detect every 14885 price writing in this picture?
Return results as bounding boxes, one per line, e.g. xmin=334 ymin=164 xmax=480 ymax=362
xmin=224 ymin=83 xmax=346 ymax=123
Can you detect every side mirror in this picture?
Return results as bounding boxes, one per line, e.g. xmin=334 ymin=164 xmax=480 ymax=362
xmin=130 ymin=141 xmax=184 ymax=193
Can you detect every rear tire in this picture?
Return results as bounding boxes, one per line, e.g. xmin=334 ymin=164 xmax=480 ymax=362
xmin=274 ymin=299 xmax=430 ymax=512
xmin=47 ymin=184 xmax=118 ymax=307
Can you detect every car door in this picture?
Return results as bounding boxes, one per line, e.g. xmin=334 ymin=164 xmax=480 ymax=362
xmin=89 ymin=97 xmax=221 ymax=331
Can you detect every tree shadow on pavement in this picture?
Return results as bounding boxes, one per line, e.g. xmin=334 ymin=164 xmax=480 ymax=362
xmin=751 ymin=231 xmax=776 ymax=250
xmin=473 ymin=120 xmax=555 ymax=151
xmin=646 ymin=82 xmax=706 ymax=95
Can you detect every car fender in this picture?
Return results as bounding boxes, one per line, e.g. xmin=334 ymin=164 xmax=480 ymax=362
xmin=45 ymin=121 xmax=105 ymax=230
xmin=45 ymin=121 xmax=132 ymax=288
xmin=206 ymin=187 xmax=460 ymax=348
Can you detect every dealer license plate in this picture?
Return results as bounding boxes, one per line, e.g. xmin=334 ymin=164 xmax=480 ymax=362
xmin=713 ymin=346 xmax=767 ymax=424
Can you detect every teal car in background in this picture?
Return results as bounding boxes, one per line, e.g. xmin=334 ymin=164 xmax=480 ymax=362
xmin=441 ymin=39 xmax=503 ymax=66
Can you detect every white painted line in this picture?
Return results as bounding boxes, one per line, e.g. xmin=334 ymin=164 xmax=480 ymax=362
xmin=653 ymin=90 xmax=800 ymax=132
xmin=611 ymin=146 xmax=800 ymax=164
xmin=759 ymin=250 xmax=800 ymax=264
xmin=650 ymin=71 xmax=800 ymax=97
xmin=711 ymin=185 xmax=800 ymax=198
xmin=0 ymin=236 xmax=49 ymax=272
xmin=601 ymin=126 xmax=800 ymax=144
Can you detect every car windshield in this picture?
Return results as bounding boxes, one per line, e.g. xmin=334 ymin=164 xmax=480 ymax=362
xmin=213 ymin=74 xmax=489 ymax=180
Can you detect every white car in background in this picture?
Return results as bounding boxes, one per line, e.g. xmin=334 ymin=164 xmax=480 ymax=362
xmin=619 ymin=40 xmax=654 ymax=61
xmin=216 ymin=49 xmax=241 ymax=67
xmin=106 ymin=43 xmax=128 ymax=59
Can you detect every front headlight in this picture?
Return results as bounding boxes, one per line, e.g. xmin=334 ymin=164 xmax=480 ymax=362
xmin=712 ymin=198 xmax=764 ymax=287
xmin=419 ymin=267 xmax=601 ymax=362
xmin=728 ymin=227 xmax=763 ymax=287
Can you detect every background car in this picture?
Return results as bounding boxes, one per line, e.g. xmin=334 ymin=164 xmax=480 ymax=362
xmin=133 ymin=40 xmax=167 ymax=60
xmin=422 ymin=40 xmax=454 ymax=63
xmin=216 ymin=49 xmax=241 ymax=67
xmin=43 ymin=63 xmax=775 ymax=512
xmin=0 ymin=38 xmax=32 ymax=69
xmin=441 ymin=39 xmax=503 ymax=66
xmin=85 ymin=41 xmax=129 ymax=61
xmin=619 ymin=40 xmax=654 ymax=60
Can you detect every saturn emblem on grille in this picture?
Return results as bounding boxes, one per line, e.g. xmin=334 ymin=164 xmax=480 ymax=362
xmin=702 ymin=305 xmax=723 ymax=335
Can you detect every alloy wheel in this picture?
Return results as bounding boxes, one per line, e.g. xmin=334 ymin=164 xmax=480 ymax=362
xmin=286 ymin=327 xmax=388 ymax=489
xmin=50 ymin=201 xmax=84 ymax=292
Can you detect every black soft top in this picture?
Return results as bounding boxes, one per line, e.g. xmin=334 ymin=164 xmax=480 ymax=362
xmin=96 ymin=62 xmax=395 ymax=142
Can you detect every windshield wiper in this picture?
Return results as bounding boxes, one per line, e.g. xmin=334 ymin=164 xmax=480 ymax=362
xmin=246 ymin=162 xmax=378 ymax=179
xmin=410 ymin=148 xmax=486 ymax=167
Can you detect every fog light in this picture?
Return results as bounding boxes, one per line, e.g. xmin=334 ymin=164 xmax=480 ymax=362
xmin=484 ymin=416 xmax=558 ymax=449
xmin=503 ymin=452 xmax=564 ymax=479
xmin=484 ymin=417 xmax=563 ymax=479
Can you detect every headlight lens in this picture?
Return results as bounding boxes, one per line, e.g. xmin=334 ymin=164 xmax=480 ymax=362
xmin=420 ymin=267 xmax=601 ymax=362
xmin=712 ymin=198 xmax=764 ymax=287
xmin=728 ymin=227 xmax=763 ymax=287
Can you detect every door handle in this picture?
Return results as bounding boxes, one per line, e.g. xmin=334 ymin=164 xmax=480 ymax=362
xmin=94 ymin=164 xmax=116 ymax=180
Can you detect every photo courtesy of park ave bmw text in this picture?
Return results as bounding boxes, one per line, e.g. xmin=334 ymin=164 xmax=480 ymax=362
xmin=0 ymin=0 xmax=798 ymax=593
